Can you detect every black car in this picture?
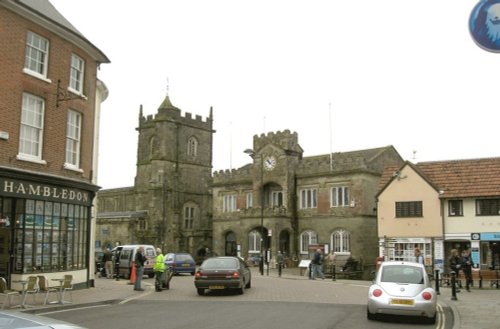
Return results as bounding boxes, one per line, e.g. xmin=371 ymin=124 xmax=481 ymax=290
xmin=194 ymin=256 xmax=251 ymax=295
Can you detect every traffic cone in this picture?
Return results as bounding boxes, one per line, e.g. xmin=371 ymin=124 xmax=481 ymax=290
xmin=129 ymin=263 xmax=136 ymax=285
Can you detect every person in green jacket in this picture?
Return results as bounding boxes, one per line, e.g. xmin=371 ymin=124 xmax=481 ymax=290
xmin=154 ymin=248 xmax=166 ymax=292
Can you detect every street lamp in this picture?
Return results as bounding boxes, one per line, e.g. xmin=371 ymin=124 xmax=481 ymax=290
xmin=244 ymin=149 xmax=265 ymax=276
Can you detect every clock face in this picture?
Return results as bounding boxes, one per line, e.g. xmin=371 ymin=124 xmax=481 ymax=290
xmin=264 ymin=156 xmax=276 ymax=171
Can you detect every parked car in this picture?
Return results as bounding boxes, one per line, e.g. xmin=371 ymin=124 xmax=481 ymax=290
xmin=0 ymin=310 xmax=87 ymax=328
xmin=194 ymin=256 xmax=251 ymax=295
xmin=112 ymin=245 xmax=156 ymax=279
xmin=164 ymin=252 xmax=196 ymax=275
xmin=367 ymin=261 xmax=437 ymax=324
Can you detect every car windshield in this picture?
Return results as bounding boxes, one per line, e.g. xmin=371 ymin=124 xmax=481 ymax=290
xmin=381 ymin=265 xmax=424 ymax=284
xmin=202 ymin=258 xmax=238 ymax=269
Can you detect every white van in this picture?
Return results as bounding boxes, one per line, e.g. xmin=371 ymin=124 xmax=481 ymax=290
xmin=112 ymin=244 xmax=156 ymax=279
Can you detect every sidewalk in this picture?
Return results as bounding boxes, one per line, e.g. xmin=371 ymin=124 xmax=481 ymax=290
xmin=20 ymin=269 xmax=500 ymax=329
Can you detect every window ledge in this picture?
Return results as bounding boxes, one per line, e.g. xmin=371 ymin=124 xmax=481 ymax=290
xmin=64 ymin=163 xmax=84 ymax=173
xmin=22 ymin=68 xmax=52 ymax=84
xmin=67 ymin=87 xmax=88 ymax=100
xmin=16 ymin=154 xmax=47 ymax=165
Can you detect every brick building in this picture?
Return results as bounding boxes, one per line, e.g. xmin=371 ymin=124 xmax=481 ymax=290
xmin=0 ymin=0 xmax=109 ymax=289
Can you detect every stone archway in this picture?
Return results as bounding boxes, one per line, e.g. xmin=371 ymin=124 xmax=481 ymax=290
xmin=225 ymin=231 xmax=237 ymax=256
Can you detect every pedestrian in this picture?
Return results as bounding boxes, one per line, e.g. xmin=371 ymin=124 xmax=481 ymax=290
xmin=134 ymin=246 xmax=146 ymax=291
xmin=461 ymin=249 xmax=474 ymax=292
xmin=103 ymin=249 xmax=113 ymax=279
xmin=277 ymin=251 xmax=284 ymax=277
xmin=448 ymin=248 xmax=462 ymax=292
xmin=154 ymin=248 xmax=166 ymax=292
xmin=310 ymin=249 xmax=325 ymax=280
xmin=414 ymin=248 xmax=424 ymax=265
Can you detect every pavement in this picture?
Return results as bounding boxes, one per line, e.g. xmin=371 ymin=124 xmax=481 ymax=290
xmin=13 ymin=268 xmax=500 ymax=329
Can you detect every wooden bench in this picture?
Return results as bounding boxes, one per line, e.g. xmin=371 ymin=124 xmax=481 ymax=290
xmin=324 ymin=255 xmax=363 ymax=280
xmin=456 ymin=270 xmax=481 ymax=288
xmin=479 ymin=270 xmax=499 ymax=289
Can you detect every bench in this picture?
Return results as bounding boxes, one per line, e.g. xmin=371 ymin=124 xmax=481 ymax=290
xmin=324 ymin=255 xmax=363 ymax=280
xmin=479 ymin=270 xmax=499 ymax=289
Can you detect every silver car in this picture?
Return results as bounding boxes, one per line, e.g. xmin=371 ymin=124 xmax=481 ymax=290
xmin=367 ymin=261 xmax=437 ymax=324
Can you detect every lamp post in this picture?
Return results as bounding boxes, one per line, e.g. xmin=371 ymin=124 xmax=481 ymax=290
xmin=244 ymin=149 xmax=265 ymax=276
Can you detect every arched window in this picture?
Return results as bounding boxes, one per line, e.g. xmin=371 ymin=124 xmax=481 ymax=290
xmin=149 ymin=136 xmax=156 ymax=158
xmin=248 ymin=230 xmax=261 ymax=253
xmin=300 ymin=230 xmax=318 ymax=254
xmin=187 ymin=136 xmax=198 ymax=157
xmin=331 ymin=229 xmax=351 ymax=253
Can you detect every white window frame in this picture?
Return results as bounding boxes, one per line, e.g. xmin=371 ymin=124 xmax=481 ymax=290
xmin=184 ymin=206 xmax=195 ymax=229
xmin=64 ymin=109 xmax=82 ymax=171
xmin=69 ymin=54 xmax=85 ymax=95
xmin=331 ymin=229 xmax=351 ymax=253
xmin=248 ymin=230 xmax=261 ymax=253
xmin=24 ymin=31 xmax=50 ymax=80
xmin=18 ymin=93 xmax=46 ymax=164
xmin=223 ymin=195 xmax=237 ymax=212
xmin=331 ymin=186 xmax=350 ymax=207
xmin=271 ymin=191 xmax=283 ymax=207
xmin=246 ymin=192 xmax=253 ymax=209
xmin=300 ymin=230 xmax=318 ymax=254
xmin=299 ymin=188 xmax=317 ymax=209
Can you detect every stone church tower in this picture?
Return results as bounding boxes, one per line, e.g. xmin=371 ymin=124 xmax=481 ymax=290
xmin=133 ymin=95 xmax=214 ymax=257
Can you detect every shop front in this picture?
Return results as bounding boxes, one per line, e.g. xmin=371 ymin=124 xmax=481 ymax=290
xmin=472 ymin=232 xmax=500 ymax=270
xmin=0 ymin=170 xmax=97 ymax=290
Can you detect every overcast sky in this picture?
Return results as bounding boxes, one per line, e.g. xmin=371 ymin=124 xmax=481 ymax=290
xmin=50 ymin=0 xmax=499 ymax=189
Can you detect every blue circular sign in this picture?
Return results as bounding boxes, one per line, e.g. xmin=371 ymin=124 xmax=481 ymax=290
xmin=469 ymin=0 xmax=500 ymax=52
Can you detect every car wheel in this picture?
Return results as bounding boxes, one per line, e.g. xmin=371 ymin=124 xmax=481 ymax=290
xmin=245 ymin=279 xmax=251 ymax=288
xmin=191 ymin=272 xmax=195 ymax=276
xmin=197 ymin=288 xmax=205 ymax=296
xmin=148 ymin=272 xmax=154 ymax=278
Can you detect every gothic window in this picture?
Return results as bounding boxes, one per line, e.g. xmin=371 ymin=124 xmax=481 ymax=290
xmin=331 ymin=229 xmax=350 ymax=253
xmin=300 ymin=230 xmax=318 ymax=254
xmin=149 ymin=136 xmax=156 ymax=159
xmin=184 ymin=205 xmax=195 ymax=229
xmin=187 ymin=136 xmax=198 ymax=157
xmin=137 ymin=218 xmax=147 ymax=231
xmin=248 ymin=230 xmax=261 ymax=253
xmin=271 ymin=191 xmax=283 ymax=207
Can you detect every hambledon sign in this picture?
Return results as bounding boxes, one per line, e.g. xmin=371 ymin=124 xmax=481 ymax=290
xmin=1 ymin=178 xmax=91 ymax=206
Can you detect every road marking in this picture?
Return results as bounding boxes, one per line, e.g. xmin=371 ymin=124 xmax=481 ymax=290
xmin=37 ymin=304 xmax=110 ymax=316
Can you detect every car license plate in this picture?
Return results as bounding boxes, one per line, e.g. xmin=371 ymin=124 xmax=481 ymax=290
xmin=391 ymin=299 xmax=414 ymax=305
xmin=209 ymin=285 xmax=225 ymax=290
xmin=182 ymin=264 xmax=190 ymax=267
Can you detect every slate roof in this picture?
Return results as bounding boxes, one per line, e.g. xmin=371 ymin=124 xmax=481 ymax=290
xmin=5 ymin=0 xmax=110 ymax=63
xmin=379 ymin=157 xmax=500 ymax=198
xmin=298 ymin=145 xmax=403 ymax=174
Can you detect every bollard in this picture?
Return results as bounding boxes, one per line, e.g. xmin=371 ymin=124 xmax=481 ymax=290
xmin=332 ymin=264 xmax=336 ymax=281
xmin=435 ymin=269 xmax=440 ymax=295
xmin=451 ymin=271 xmax=458 ymax=300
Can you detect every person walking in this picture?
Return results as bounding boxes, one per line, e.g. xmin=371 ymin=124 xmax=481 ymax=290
xmin=103 ymin=249 xmax=113 ymax=279
xmin=461 ymin=249 xmax=474 ymax=292
xmin=448 ymin=248 xmax=462 ymax=292
xmin=154 ymin=248 xmax=166 ymax=292
xmin=276 ymin=251 xmax=284 ymax=277
xmin=414 ymin=248 xmax=424 ymax=265
xmin=310 ymin=249 xmax=325 ymax=280
xmin=134 ymin=246 xmax=146 ymax=291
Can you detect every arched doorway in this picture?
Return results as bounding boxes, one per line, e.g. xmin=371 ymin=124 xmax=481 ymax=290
xmin=225 ymin=231 xmax=237 ymax=256
xmin=278 ymin=230 xmax=290 ymax=256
